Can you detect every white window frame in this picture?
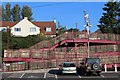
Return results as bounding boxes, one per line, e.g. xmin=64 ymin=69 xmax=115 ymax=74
xmin=46 ymin=27 xmax=51 ymax=32
xmin=1 ymin=28 xmax=7 ymax=32
xmin=14 ymin=28 xmax=21 ymax=32
xmin=30 ymin=27 xmax=36 ymax=32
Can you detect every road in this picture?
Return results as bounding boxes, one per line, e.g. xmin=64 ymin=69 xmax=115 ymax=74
xmin=1 ymin=69 xmax=120 ymax=80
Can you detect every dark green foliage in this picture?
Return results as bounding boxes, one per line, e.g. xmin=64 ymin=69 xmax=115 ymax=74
xmin=12 ymin=4 xmax=21 ymax=21
xmin=5 ymin=3 xmax=11 ymax=21
xmin=116 ymin=2 xmax=120 ymax=34
xmin=2 ymin=32 xmax=7 ymax=50
xmin=2 ymin=3 xmax=33 ymax=21
xmin=10 ymin=34 xmax=46 ymax=49
xmin=2 ymin=6 xmax=5 ymax=21
xmin=56 ymin=26 xmax=67 ymax=35
xmin=56 ymin=27 xmax=79 ymax=36
xmin=97 ymin=2 xmax=120 ymax=34
xmin=67 ymin=28 xmax=79 ymax=32
xmin=0 ymin=32 xmax=2 ymax=56
xmin=21 ymin=5 xmax=33 ymax=21
xmin=2 ymin=32 xmax=47 ymax=49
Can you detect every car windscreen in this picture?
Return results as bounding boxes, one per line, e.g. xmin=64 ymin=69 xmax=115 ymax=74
xmin=87 ymin=58 xmax=100 ymax=64
xmin=63 ymin=63 xmax=75 ymax=67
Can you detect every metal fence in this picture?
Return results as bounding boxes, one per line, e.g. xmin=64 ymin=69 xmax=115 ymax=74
xmin=30 ymin=32 xmax=120 ymax=49
xmin=2 ymin=31 xmax=120 ymax=71
xmin=3 ymin=44 xmax=120 ymax=71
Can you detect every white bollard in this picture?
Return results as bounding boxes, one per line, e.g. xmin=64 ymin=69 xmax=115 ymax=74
xmin=115 ymin=64 xmax=117 ymax=72
xmin=105 ymin=64 xmax=107 ymax=72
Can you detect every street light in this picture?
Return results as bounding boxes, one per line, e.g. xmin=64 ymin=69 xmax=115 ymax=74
xmin=86 ymin=26 xmax=91 ymax=58
xmin=83 ymin=10 xmax=92 ymax=58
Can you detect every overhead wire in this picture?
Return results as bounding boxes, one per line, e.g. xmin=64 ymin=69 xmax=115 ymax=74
xmin=3 ymin=2 xmax=71 ymax=10
xmin=31 ymin=2 xmax=71 ymax=8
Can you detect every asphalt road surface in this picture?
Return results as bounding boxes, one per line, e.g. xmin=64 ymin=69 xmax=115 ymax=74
xmin=1 ymin=69 xmax=120 ymax=80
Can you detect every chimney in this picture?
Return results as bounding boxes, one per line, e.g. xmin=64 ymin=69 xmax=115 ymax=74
xmin=24 ymin=17 xmax=28 ymax=20
xmin=53 ymin=17 xmax=56 ymax=23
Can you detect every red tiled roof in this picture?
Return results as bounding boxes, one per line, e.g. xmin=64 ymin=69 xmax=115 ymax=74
xmin=32 ymin=22 xmax=56 ymax=35
xmin=0 ymin=21 xmax=18 ymax=27
xmin=0 ymin=21 xmax=56 ymax=35
xmin=94 ymin=29 xmax=102 ymax=33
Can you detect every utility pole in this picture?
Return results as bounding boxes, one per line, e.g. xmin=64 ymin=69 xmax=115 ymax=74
xmin=75 ymin=23 xmax=78 ymax=30
xmin=83 ymin=10 xmax=92 ymax=58
xmin=7 ymin=26 xmax=10 ymax=50
xmin=58 ymin=21 xmax=60 ymax=29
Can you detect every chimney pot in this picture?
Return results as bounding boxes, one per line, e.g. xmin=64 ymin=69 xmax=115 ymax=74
xmin=24 ymin=17 xmax=28 ymax=20
xmin=53 ymin=18 xmax=56 ymax=23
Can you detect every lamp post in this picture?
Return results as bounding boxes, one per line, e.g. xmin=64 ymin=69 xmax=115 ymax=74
xmin=83 ymin=10 xmax=91 ymax=58
xmin=7 ymin=26 xmax=10 ymax=50
xmin=86 ymin=27 xmax=90 ymax=58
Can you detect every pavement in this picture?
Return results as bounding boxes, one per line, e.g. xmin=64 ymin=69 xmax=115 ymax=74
xmin=2 ymin=68 xmax=119 ymax=73
xmin=1 ymin=68 xmax=120 ymax=80
xmin=2 ymin=68 xmax=58 ymax=73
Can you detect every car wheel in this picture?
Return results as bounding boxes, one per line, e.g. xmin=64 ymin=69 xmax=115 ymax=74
xmin=59 ymin=70 xmax=62 ymax=75
xmin=75 ymin=73 xmax=78 ymax=76
xmin=83 ymin=72 xmax=87 ymax=76
xmin=96 ymin=72 xmax=101 ymax=76
xmin=92 ymin=63 xmax=99 ymax=70
xmin=86 ymin=72 xmax=91 ymax=76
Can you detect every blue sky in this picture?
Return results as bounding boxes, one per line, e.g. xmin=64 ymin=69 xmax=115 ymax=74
xmin=1 ymin=0 xmax=113 ymax=2
xmin=2 ymin=2 xmax=107 ymax=32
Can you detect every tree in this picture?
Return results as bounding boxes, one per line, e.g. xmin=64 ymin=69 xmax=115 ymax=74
xmin=12 ymin=4 xmax=21 ymax=21
xmin=116 ymin=1 xmax=120 ymax=34
xmin=0 ymin=5 xmax=2 ymax=20
xmin=67 ymin=28 xmax=79 ymax=32
xmin=97 ymin=2 xmax=120 ymax=34
xmin=56 ymin=26 xmax=67 ymax=35
xmin=2 ymin=32 xmax=7 ymax=50
xmin=8 ymin=34 xmax=47 ymax=49
xmin=3 ymin=3 xmax=34 ymax=21
xmin=5 ymin=3 xmax=11 ymax=21
xmin=21 ymin=5 xmax=33 ymax=21
xmin=2 ymin=6 xmax=5 ymax=21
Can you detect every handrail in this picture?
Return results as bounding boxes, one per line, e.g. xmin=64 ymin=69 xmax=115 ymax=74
xmin=30 ymin=31 xmax=120 ymax=49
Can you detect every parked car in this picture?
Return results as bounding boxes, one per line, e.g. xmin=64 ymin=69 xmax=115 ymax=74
xmin=79 ymin=58 xmax=102 ymax=76
xmin=59 ymin=62 xmax=77 ymax=74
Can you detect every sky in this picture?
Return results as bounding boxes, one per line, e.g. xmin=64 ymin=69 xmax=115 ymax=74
xmin=1 ymin=2 xmax=111 ymax=32
xmin=1 ymin=0 xmax=120 ymax=2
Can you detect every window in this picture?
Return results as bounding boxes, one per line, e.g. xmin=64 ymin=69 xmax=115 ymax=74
xmin=87 ymin=58 xmax=100 ymax=64
xmin=63 ymin=63 xmax=75 ymax=67
xmin=30 ymin=27 xmax=36 ymax=32
xmin=46 ymin=27 xmax=51 ymax=32
xmin=1 ymin=28 xmax=7 ymax=32
xmin=14 ymin=28 xmax=21 ymax=31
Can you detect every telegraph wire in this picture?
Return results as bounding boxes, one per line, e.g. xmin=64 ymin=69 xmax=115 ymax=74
xmin=31 ymin=2 xmax=71 ymax=8
xmin=3 ymin=2 xmax=71 ymax=10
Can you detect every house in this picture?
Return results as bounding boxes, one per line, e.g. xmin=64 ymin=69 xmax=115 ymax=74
xmin=94 ymin=29 xmax=102 ymax=33
xmin=0 ymin=22 xmax=17 ymax=32
xmin=0 ymin=17 xmax=56 ymax=37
